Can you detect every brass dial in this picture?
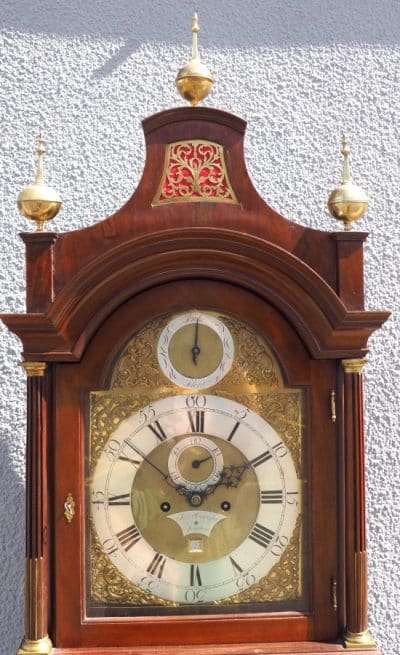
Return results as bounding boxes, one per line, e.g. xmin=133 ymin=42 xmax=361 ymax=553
xmin=90 ymin=394 xmax=300 ymax=604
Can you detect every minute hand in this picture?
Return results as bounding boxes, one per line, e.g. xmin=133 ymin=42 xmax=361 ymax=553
xmin=124 ymin=440 xmax=170 ymax=480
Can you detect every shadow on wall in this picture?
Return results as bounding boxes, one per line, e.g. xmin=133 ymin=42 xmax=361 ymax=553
xmin=1 ymin=0 xmax=400 ymax=78
xmin=0 ymin=436 xmax=25 ymax=654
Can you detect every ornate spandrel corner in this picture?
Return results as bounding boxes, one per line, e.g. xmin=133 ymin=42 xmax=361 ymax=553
xmin=152 ymin=140 xmax=238 ymax=205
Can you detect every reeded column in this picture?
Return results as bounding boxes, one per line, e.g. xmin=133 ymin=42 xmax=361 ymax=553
xmin=341 ymin=357 xmax=376 ymax=649
xmin=17 ymin=362 xmax=52 ymax=655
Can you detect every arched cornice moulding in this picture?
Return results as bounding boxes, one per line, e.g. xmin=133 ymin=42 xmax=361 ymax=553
xmin=2 ymin=228 xmax=388 ymax=361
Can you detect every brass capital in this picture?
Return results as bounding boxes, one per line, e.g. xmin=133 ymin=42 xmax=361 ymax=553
xmin=343 ymin=629 xmax=377 ymax=648
xmin=17 ymin=635 xmax=53 ymax=654
xmin=341 ymin=357 xmax=368 ymax=375
xmin=19 ymin=362 xmax=47 ymax=377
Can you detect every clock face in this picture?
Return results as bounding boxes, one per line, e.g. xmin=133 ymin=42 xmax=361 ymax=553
xmin=157 ymin=311 xmax=234 ymax=388
xmin=87 ymin=309 xmax=306 ymax=614
xmin=90 ymin=395 xmax=299 ymax=604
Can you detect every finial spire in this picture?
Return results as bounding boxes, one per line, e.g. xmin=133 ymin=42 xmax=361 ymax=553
xmin=340 ymin=135 xmax=351 ymax=184
xmin=176 ymin=13 xmax=214 ymax=106
xmin=327 ymin=136 xmax=368 ymax=231
xmin=191 ymin=13 xmax=199 ymax=60
xmin=35 ymin=131 xmax=45 ymax=184
xmin=17 ymin=132 xmax=62 ymax=232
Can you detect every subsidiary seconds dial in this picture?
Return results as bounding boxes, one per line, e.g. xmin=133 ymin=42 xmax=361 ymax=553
xmin=157 ymin=311 xmax=234 ymax=388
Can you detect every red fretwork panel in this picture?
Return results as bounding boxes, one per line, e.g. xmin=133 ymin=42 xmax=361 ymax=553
xmin=153 ymin=139 xmax=238 ymax=205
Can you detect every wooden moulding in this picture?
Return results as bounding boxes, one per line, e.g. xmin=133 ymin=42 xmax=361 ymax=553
xmin=49 ymin=643 xmax=381 ymax=655
xmin=1 ymin=229 xmax=389 ymax=362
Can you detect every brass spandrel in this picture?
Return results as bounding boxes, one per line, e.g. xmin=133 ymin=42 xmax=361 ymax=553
xmin=90 ymin=520 xmax=176 ymax=607
xmin=214 ymin=515 xmax=302 ymax=605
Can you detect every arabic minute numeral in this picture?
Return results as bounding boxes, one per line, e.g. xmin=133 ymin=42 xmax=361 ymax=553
xmin=105 ymin=438 xmax=121 ymax=460
xmin=235 ymin=572 xmax=256 ymax=591
xmin=139 ymin=406 xmax=156 ymax=424
xmin=286 ymin=491 xmax=299 ymax=505
xmin=185 ymin=395 xmax=207 ymax=409
xmin=271 ymin=535 xmax=289 ymax=557
xmin=273 ymin=441 xmax=287 ymax=458
xmin=91 ymin=490 xmax=105 ymax=507
xmin=102 ymin=538 xmax=118 ymax=557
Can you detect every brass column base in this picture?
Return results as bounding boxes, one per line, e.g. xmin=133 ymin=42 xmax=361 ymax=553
xmin=17 ymin=635 xmax=53 ymax=655
xmin=344 ymin=629 xmax=377 ymax=648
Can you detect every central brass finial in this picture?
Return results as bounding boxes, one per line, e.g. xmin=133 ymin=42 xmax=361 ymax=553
xmin=327 ymin=136 xmax=368 ymax=231
xmin=176 ymin=13 xmax=214 ymax=106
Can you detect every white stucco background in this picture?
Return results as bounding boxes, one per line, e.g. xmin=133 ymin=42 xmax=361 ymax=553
xmin=0 ymin=1 xmax=399 ymax=654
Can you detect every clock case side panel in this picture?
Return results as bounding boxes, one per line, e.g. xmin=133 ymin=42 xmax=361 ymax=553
xmin=51 ymin=280 xmax=339 ymax=648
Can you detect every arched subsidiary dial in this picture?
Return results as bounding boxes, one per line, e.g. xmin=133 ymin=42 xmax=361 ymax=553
xmin=157 ymin=311 xmax=234 ymax=388
xmin=91 ymin=395 xmax=300 ymax=604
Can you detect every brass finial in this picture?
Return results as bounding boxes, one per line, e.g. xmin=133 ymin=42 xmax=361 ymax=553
xmin=327 ymin=136 xmax=368 ymax=231
xmin=17 ymin=132 xmax=62 ymax=232
xmin=176 ymin=13 xmax=214 ymax=106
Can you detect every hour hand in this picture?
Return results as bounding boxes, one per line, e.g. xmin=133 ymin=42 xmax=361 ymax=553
xmin=191 ymin=319 xmax=201 ymax=364
xmin=207 ymin=463 xmax=250 ymax=491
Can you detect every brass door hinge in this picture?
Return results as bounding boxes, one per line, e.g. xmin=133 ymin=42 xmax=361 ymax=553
xmin=330 ymin=389 xmax=337 ymax=423
xmin=331 ymin=577 xmax=338 ymax=611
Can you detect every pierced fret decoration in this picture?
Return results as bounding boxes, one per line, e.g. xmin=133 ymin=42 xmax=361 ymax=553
xmin=153 ymin=139 xmax=238 ymax=205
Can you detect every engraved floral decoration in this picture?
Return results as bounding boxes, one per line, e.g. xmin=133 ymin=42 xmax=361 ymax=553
xmin=152 ymin=140 xmax=238 ymax=205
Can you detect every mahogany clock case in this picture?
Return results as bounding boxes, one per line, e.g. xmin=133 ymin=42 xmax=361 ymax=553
xmin=1 ymin=107 xmax=389 ymax=655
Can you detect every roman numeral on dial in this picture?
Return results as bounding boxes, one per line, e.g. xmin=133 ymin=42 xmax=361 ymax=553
xmin=227 ymin=421 xmax=240 ymax=442
xmin=148 ymin=420 xmax=167 ymax=442
xmin=190 ymin=564 xmax=202 ymax=586
xmin=108 ymin=493 xmax=130 ymax=506
xmin=118 ymin=455 xmax=141 ymax=467
xmin=250 ymin=451 xmax=272 ymax=467
xmin=261 ymin=490 xmax=283 ymax=504
xmin=188 ymin=410 xmax=205 ymax=433
xmin=249 ymin=523 xmax=275 ymax=548
xmin=229 ymin=556 xmax=243 ymax=575
xmin=116 ymin=524 xmax=141 ymax=551
xmin=146 ymin=552 xmax=166 ymax=578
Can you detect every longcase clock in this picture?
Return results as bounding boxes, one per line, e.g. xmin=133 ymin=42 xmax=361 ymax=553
xmin=1 ymin=106 xmax=389 ymax=655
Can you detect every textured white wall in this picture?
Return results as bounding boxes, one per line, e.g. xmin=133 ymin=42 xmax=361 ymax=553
xmin=0 ymin=2 xmax=399 ymax=654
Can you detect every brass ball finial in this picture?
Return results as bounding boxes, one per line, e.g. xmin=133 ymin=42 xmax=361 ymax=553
xmin=17 ymin=131 xmax=62 ymax=231
xmin=176 ymin=13 xmax=214 ymax=106
xmin=327 ymin=136 xmax=368 ymax=231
